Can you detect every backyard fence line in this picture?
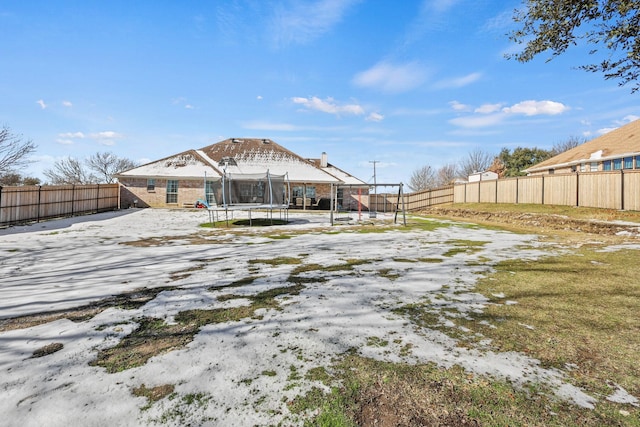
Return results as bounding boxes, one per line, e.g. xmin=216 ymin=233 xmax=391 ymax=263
xmin=452 ymin=170 xmax=640 ymax=211
xmin=0 ymin=184 xmax=120 ymax=226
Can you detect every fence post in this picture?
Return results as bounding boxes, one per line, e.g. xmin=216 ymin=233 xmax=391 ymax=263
xmin=71 ymin=185 xmax=75 ymax=216
xmin=96 ymin=184 xmax=100 ymax=213
xmin=621 ymin=170 xmax=625 ymax=210
xmin=515 ymin=178 xmax=519 ymax=204
xmin=576 ymin=173 xmax=579 ymax=207
xmin=495 ymin=180 xmax=498 ymax=203
xmin=0 ymin=186 xmax=2 ymax=224
xmin=37 ymin=185 xmax=42 ymax=223
xmin=541 ymin=175 xmax=545 ymax=205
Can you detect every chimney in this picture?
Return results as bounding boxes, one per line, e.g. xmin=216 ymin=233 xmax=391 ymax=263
xmin=320 ymin=152 xmax=328 ymax=168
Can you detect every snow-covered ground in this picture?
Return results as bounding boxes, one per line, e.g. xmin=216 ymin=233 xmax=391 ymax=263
xmin=0 ymin=209 xmax=615 ymax=426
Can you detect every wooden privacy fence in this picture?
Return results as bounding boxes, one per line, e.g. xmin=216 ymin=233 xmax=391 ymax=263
xmin=366 ymin=186 xmax=455 ymax=212
xmin=454 ymin=170 xmax=640 ymax=211
xmin=0 ymin=184 xmax=120 ymax=226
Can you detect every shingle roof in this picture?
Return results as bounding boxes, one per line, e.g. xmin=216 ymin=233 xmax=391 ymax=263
xmin=525 ymin=119 xmax=640 ymax=173
xmin=117 ymin=149 xmax=222 ymax=178
xmin=200 ymin=138 xmax=341 ymax=183
xmin=117 ymin=138 xmax=347 ymax=183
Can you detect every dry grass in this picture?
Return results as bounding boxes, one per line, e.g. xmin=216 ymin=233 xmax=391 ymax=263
xmin=31 ymin=342 xmax=64 ymax=358
xmin=464 ymin=247 xmax=640 ymax=399
xmin=90 ymin=284 xmax=305 ymax=373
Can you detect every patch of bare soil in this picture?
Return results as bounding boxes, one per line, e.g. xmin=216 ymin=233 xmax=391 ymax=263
xmin=421 ymin=207 xmax=640 ymax=237
xmin=354 ymin=379 xmax=480 ymax=427
xmin=0 ymin=286 xmax=176 ymax=332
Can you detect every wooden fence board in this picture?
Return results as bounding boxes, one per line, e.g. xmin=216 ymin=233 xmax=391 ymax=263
xmin=624 ymin=171 xmax=640 ymax=211
xmin=452 ymin=171 xmax=638 ymax=212
xmin=0 ymin=184 xmax=119 ymax=225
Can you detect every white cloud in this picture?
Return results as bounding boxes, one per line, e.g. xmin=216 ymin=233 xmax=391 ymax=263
xmin=56 ymin=139 xmax=74 ymax=145
xmin=62 ymin=100 xmax=73 ymax=107
xmin=620 ymin=114 xmax=639 ymax=124
xmin=184 ymin=104 xmax=194 ymax=109
xmin=366 ymin=112 xmax=384 ymax=122
xmin=90 ymin=131 xmax=124 ymax=140
xmin=475 ymin=103 xmax=503 ymax=114
xmin=594 ymin=115 xmax=639 ymax=135
xmin=597 ymin=127 xmax=617 ymax=135
xmin=270 ymin=0 xmax=360 ymax=47
xmin=58 ymin=132 xmax=86 ymax=139
xmin=353 ymin=61 xmax=428 ymax=93
xmin=449 ymin=100 xmax=471 ymax=112
xmin=502 ymin=100 xmax=569 ymax=116
xmin=434 ymin=72 xmax=482 ymax=89
xmin=449 ymin=113 xmax=506 ymax=128
xmin=36 ymin=99 xmax=47 ymax=109
xmin=292 ymin=96 xmax=365 ymax=116
xmin=449 ymin=99 xmax=569 ymax=129
xmin=256 ymin=95 xmax=263 ymax=100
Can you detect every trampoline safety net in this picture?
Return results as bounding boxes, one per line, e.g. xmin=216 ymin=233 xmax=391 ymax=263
xmin=221 ymin=171 xmax=290 ymax=208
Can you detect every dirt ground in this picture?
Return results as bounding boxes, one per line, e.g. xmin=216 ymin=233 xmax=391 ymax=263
xmin=420 ymin=206 xmax=640 ymax=237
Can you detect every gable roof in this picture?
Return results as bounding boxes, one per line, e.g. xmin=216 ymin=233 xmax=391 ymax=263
xmin=200 ymin=138 xmax=341 ymax=183
xmin=117 ymin=138 xmax=348 ymax=184
xmin=117 ymin=149 xmax=222 ymax=178
xmin=525 ymin=119 xmax=640 ymax=173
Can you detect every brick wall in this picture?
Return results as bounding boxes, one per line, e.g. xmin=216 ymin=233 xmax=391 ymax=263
xmin=119 ymin=178 xmax=207 ymax=208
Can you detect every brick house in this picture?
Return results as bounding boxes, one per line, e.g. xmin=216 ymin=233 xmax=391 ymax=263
xmin=116 ymin=138 xmax=368 ymax=209
xmin=524 ymin=119 xmax=640 ymax=175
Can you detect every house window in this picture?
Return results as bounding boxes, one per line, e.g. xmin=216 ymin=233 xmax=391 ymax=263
xmin=292 ymin=186 xmax=304 ymax=198
xmin=336 ymin=188 xmax=344 ymax=209
xmin=166 ymin=180 xmax=178 ymax=203
xmin=624 ymin=157 xmax=633 ymax=169
xmin=580 ymin=163 xmax=586 ymax=172
xmin=613 ymin=158 xmax=623 ymax=170
xmin=306 ymin=186 xmax=316 ymax=199
xmin=205 ymin=181 xmax=216 ymax=205
xmin=549 ymin=169 xmax=555 ymax=175
xmin=636 ymin=156 xmax=640 ymax=169
xmin=147 ymin=179 xmax=155 ymax=191
xmin=590 ymin=162 xmax=598 ymax=172
xmin=603 ymin=160 xmax=612 ymax=171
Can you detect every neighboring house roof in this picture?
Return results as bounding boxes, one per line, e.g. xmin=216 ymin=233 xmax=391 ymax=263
xmin=117 ymin=138 xmax=350 ymax=184
xmin=525 ymin=119 xmax=640 ymax=173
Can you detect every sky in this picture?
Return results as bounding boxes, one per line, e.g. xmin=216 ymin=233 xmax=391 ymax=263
xmin=1 ymin=0 xmax=639 ymax=185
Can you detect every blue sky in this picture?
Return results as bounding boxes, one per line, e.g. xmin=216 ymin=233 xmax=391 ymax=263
xmin=1 ymin=0 xmax=639 ymax=185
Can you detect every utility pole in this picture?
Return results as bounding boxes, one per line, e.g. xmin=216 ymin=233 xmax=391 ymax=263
xmin=369 ymin=160 xmax=379 ymax=216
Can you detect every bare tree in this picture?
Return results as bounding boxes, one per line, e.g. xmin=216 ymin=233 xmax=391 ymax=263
xmin=457 ymin=148 xmax=494 ymax=179
xmin=44 ymin=152 xmax=138 ymax=185
xmin=408 ymin=165 xmax=436 ymax=192
xmin=0 ymin=172 xmax=41 ymax=186
xmin=87 ymin=152 xmax=137 ymax=183
xmin=435 ymin=164 xmax=458 ymax=187
xmin=550 ymin=136 xmax=587 ymax=156
xmin=44 ymin=157 xmax=99 ymax=185
xmin=0 ymin=126 xmax=37 ymax=175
